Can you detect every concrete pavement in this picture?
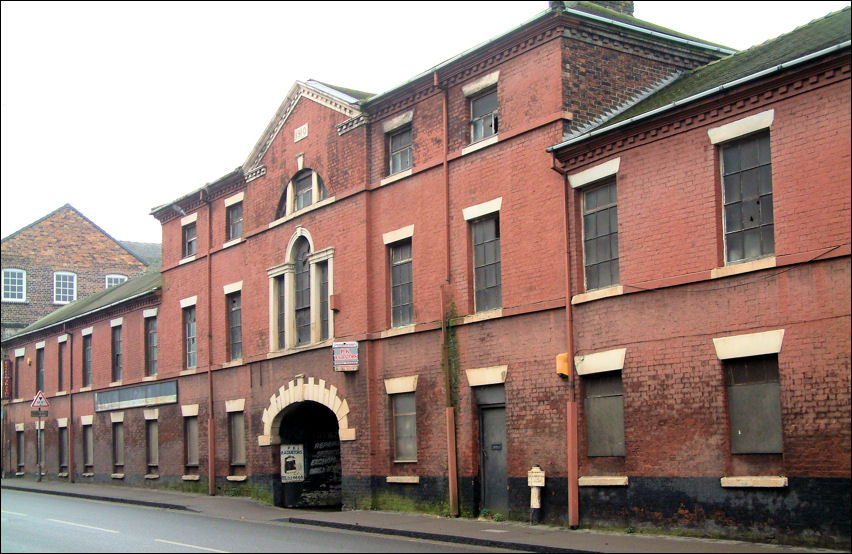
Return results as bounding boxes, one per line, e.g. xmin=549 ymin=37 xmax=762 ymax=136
xmin=0 ymin=478 xmax=843 ymax=553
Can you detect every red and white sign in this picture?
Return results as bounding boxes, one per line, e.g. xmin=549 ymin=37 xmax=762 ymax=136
xmin=31 ymin=390 xmax=50 ymax=408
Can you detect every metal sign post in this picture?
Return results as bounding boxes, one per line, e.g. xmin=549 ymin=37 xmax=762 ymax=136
xmin=31 ymin=391 xmax=50 ymax=482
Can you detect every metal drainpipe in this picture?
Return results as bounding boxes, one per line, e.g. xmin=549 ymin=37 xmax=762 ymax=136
xmin=203 ymin=190 xmax=216 ymax=496
xmin=552 ymin=158 xmax=579 ymax=528
xmin=436 ymin=71 xmax=459 ymax=517
xmin=67 ymin=328 xmax=75 ymax=483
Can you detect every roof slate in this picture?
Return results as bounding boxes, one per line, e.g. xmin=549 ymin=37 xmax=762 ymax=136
xmin=593 ymin=7 xmax=851 ymax=131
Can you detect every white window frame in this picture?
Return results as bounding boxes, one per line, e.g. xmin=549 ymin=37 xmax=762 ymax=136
xmin=267 ymin=229 xmax=334 ymax=351
xmin=2 ymin=268 xmax=26 ymax=302
xmin=53 ymin=271 xmax=77 ymax=304
xmin=105 ymin=274 xmax=127 ymax=288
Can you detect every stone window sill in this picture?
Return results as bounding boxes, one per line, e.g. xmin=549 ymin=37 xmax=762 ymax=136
xmin=578 ymin=476 xmax=628 ymax=486
xmin=386 ymin=476 xmax=420 ymax=484
xmin=572 ymin=285 xmax=624 ymax=305
xmin=145 ymin=474 xmax=160 ymax=480
xmin=222 ymin=237 xmax=243 ymax=249
xmin=720 ymin=476 xmax=787 ymax=488
xmin=269 ymin=196 xmax=337 ymax=229
xmin=182 ymin=474 xmax=200 ymax=481
xmin=380 ymin=168 xmax=413 ymax=187
xmin=711 ymin=256 xmax=776 ymax=280
xmin=111 ymin=473 xmax=125 ymax=479
xmin=226 ymin=475 xmax=247 ymax=482
xmin=179 ymin=255 xmax=196 ymax=265
xmin=381 ymin=325 xmax=415 ymax=339
xmin=459 ymin=309 xmax=502 ymax=325
xmin=461 ymin=134 xmax=499 ymax=156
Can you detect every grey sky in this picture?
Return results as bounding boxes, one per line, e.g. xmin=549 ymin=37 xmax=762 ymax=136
xmin=2 ymin=1 xmax=849 ymax=244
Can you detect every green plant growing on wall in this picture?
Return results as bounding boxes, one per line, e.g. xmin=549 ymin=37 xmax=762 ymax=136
xmin=442 ymin=301 xmax=460 ymax=409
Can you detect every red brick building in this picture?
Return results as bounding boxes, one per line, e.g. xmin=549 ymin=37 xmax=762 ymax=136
xmin=2 ymin=2 xmax=849 ymax=547
xmin=1 ymin=204 xmax=153 ymax=340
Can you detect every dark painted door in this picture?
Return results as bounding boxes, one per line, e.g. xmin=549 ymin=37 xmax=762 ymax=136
xmin=480 ymin=405 xmax=508 ymax=514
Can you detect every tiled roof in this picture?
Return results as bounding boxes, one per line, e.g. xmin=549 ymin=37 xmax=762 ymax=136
xmin=119 ymin=241 xmax=162 ymax=269
xmin=581 ymin=6 xmax=851 ymax=135
xmin=3 ymin=271 xmax=161 ymax=343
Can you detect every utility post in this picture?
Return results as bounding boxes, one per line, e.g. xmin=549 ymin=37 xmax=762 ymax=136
xmin=31 ymin=391 xmax=50 ymax=482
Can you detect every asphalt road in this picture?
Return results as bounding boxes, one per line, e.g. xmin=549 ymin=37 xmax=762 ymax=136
xmin=1 ymin=489 xmax=511 ymax=553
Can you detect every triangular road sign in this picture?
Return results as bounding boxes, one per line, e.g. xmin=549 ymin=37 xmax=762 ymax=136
xmin=31 ymin=391 xmax=50 ymax=408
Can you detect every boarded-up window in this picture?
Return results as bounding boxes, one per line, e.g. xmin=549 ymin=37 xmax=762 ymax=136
xmin=726 ymin=354 xmax=782 ymax=454
xmin=472 ymin=215 xmax=501 ymax=312
xmin=229 ymin=412 xmax=246 ymax=466
xmin=392 ymin=392 xmax=417 ymax=461
xmin=584 ymin=371 xmax=625 ymax=457
xmin=146 ymin=420 xmax=159 ymax=471
xmin=185 ymin=416 xmax=199 ymax=467
xmin=112 ymin=422 xmax=124 ymax=470
xmin=83 ymin=425 xmax=94 ymax=468
xmin=16 ymin=431 xmax=25 ymax=470
xmin=58 ymin=427 xmax=68 ymax=471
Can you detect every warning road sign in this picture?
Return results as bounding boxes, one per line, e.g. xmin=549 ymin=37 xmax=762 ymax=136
xmin=31 ymin=391 xmax=50 ymax=408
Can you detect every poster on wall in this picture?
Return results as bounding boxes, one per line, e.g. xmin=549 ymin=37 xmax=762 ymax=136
xmin=280 ymin=444 xmax=305 ymax=482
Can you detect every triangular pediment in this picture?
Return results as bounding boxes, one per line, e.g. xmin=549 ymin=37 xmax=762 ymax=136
xmin=243 ymin=80 xmax=366 ymax=171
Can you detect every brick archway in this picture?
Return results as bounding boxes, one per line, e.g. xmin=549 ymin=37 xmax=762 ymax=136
xmin=257 ymin=376 xmax=355 ymax=446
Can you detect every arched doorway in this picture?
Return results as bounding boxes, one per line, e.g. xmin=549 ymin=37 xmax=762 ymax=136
xmin=277 ymin=400 xmax=342 ymax=508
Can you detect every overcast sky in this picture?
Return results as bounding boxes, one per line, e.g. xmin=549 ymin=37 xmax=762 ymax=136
xmin=2 ymin=1 xmax=849 ymax=244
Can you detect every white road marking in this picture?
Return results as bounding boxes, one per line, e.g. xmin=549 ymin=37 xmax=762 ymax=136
xmin=155 ymin=539 xmax=229 ymax=552
xmin=1 ymin=510 xmax=27 ymax=516
xmin=47 ymin=518 xmax=119 ymax=533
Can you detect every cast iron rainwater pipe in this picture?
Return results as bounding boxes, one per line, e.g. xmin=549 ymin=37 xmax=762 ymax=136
xmin=202 ymin=188 xmax=216 ymax=496
xmin=552 ymin=157 xmax=579 ymax=528
xmin=436 ymin=70 xmax=459 ymax=517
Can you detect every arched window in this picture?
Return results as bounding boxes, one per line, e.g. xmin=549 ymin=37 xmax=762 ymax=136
xmin=293 ymin=237 xmax=311 ymax=345
xmin=267 ymin=229 xmax=334 ymax=351
xmin=278 ymin=169 xmax=328 ymax=219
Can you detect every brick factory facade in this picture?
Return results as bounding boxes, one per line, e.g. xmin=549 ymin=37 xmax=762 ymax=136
xmin=2 ymin=2 xmax=849 ymax=547
xmin=1 ymin=204 xmax=152 ymax=340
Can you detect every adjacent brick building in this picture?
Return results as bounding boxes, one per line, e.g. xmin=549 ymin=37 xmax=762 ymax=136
xmin=1 ymin=204 xmax=154 ymax=339
xmin=2 ymin=2 xmax=849 ymax=547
